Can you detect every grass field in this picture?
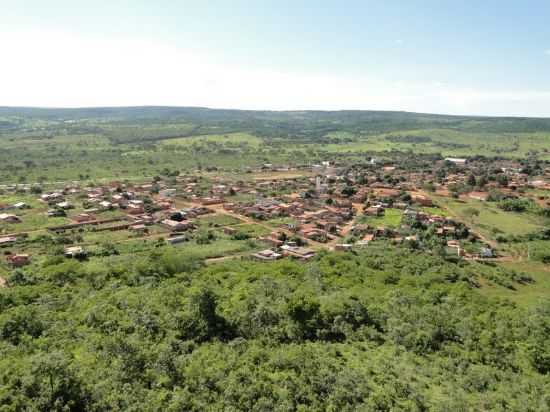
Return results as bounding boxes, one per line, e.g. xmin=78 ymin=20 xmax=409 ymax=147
xmin=357 ymin=208 xmax=403 ymax=228
xmin=266 ymin=217 xmax=299 ymax=228
xmin=421 ymin=206 xmax=451 ymax=217
xmin=324 ymin=129 xmax=550 ymax=160
xmin=433 ymin=196 xmax=546 ymax=240
xmin=479 ymin=261 xmax=550 ymax=307
xmin=196 ymin=214 xmax=243 ymax=227
xmin=159 ymin=132 xmax=262 ymax=148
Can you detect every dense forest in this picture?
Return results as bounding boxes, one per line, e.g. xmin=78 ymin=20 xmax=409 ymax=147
xmin=1 ymin=245 xmax=549 ymax=411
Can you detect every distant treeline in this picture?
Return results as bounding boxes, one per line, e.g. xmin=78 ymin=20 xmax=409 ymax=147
xmin=3 ymin=107 xmax=550 ymax=144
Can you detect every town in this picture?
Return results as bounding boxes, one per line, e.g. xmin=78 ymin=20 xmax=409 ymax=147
xmin=1 ymin=155 xmax=548 ymax=280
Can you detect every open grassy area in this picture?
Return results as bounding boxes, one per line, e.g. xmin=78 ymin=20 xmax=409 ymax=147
xmin=478 ymin=261 xmax=550 ymax=307
xmin=433 ymin=196 xmax=545 ymax=240
xmin=421 ymin=206 xmax=451 ymax=217
xmin=233 ymin=223 xmax=273 ymax=237
xmin=265 ymin=216 xmax=299 ymax=228
xmin=357 ymin=208 xmax=403 ymax=228
xmin=196 ymin=214 xmax=243 ymax=227
xmin=324 ymin=129 xmax=550 ymax=160
xmin=159 ymin=132 xmax=262 ymax=148
xmin=172 ymin=236 xmax=261 ymax=259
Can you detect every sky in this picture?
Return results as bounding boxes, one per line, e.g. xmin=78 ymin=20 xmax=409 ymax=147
xmin=1 ymin=0 xmax=550 ymax=116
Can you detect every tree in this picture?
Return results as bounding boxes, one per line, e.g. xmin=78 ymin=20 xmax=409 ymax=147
xmin=30 ymin=184 xmax=43 ymax=194
xmin=477 ymin=175 xmax=488 ymax=188
xmin=178 ymin=287 xmax=233 ymax=342
xmin=286 ymin=293 xmax=321 ymax=340
xmin=497 ymin=174 xmax=509 ymax=187
xmin=463 ymin=207 xmax=480 ymax=223
xmin=342 ymin=186 xmax=357 ymax=197
xmin=26 ymin=351 xmax=90 ymax=411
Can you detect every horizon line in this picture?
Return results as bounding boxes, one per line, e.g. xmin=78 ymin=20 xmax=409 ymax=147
xmin=1 ymin=105 xmax=549 ymax=120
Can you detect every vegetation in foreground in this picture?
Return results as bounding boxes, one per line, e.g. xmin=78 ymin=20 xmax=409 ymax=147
xmin=0 ymin=246 xmax=549 ymax=411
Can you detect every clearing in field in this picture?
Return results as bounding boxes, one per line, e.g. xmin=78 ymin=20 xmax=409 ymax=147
xmin=434 ymin=196 xmax=545 ymax=240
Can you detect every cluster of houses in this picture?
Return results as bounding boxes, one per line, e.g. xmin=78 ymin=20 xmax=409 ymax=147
xmin=252 ymin=243 xmax=316 ymax=262
xmin=1 ymin=156 xmax=548 ymax=272
xmin=224 ymin=196 xmax=355 ymax=243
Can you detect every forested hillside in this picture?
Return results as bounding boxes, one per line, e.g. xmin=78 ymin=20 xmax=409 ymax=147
xmin=1 ymin=245 xmax=549 ymax=410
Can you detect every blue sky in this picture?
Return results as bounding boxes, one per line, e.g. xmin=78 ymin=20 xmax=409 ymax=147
xmin=2 ymin=0 xmax=550 ymax=116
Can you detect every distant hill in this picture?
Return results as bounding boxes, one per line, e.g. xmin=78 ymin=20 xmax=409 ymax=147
xmin=2 ymin=106 xmax=550 ymax=137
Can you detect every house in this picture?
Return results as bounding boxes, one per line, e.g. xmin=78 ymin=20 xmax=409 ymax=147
xmin=0 ymin=236 xmax=18 ymax=247
xmin=73 ymin=213 xmax=95 ymax=223
xmin=56 ymin=201 xmax=74 ymax=210
xmin=333 ymin=199 xmax=352 ymax=209
xmin=47 ymin=209 xmax=66 ymax=217
xmin=200 ymin=197 xmax=224 ymax=205
xmin=0 ymin=213 xmax=21 ymax=223
xmin=13 ymin=202 xmax=30 ymax=209
xmin=469 ymin=191 xmax=488 ymax=201
xmin=155 ymin=201 xmax=172 ymax=210
xmin=161 ymin=219 xmax=194 ymax=232
xmin=111 ymin=194 xmax=125 ymax=204
xmin=99 ymin=201 xmax=114 ymax=209
xmin=281 ymin=245 xmax=316 ymax=260
xmin=350 ymin=224 xmax=370 ymax=236
xmin=351 ymin=192 xmax=368 ymax=203
xmin=41 ymin=192 xmax=64 ymax=202
xmin=364 ymin=206 xmax=384 ymax=216
xmin=64 ymin=246 xmax=87 ymax=258
xmin=299 ymin=224 xmax=328 ymax=241
xmin=259 ymin=233 xmax=284 ymax=247
xmin=159 ymin=188 xmax=177 ymax=198
xmin=373 ymin=188 xmax=400 ymax=199
xmin=316 ymin=220 xmax=338 ymax=233
xmin=444 ymin=158 xmax=467 ymax=166
xmin=129 ymin=224 xmax=148 ymax=234
xmin=129 ymin=214 xmax=154 ymax=225
xmin=410 ymin=194 xmax=433 ymax=206
xmin=127 ymin=203 xmax=144 ymax=215
xmin=167 ymin=235 xmax=187 ymax=244
xmin=7 ymin=254 xmax=30 ymax=267
xmin=362 ymin=233 xmax=375 ymax=242
xmin=480 ymin=247 xmax=494 ymax=258
xmin=182 ymin=207 xmax=213 ymax=217
xmin=252 ymin=249 xmax=283 ymax=261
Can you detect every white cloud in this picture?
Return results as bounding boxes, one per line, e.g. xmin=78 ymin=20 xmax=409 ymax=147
xmin=1 ymin=29 xmax=550 ymax=117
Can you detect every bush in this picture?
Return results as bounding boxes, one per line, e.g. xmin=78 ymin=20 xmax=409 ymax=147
xmin=497 ymin=198 xmax=533 ymax=212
